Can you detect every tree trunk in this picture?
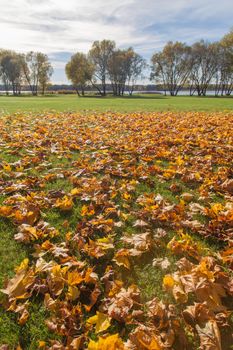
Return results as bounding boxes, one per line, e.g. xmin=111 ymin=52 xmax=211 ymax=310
xmin=103 ymin=83 xmax=106 ymax=96
xmin=91 ymin=80 xmax=103 ymax=96
xmin=75 ymin=87 xmax=81 ymax=97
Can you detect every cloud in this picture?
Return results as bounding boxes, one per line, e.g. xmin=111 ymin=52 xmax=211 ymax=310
xmin=0 ymin=0 xmax=232 ymax=82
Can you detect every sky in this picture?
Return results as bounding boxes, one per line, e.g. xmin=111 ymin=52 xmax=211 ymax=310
xmin=0 ymin=0 xmax=232 ymax=83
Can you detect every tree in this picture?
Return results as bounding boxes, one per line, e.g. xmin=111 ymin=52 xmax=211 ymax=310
xmin=0 ymin=50 xmax=11 ymax=95
xmin=215 ymin=30 xmax=233 ymax=96
xmin=107 ymin=49 xmax=129 ymax=96
xmin=0 ymin=50 xmax=24 ymax=95
xmin=107 ymin=48 xmax=146 ymax=96
xmin=150 ymin=41 xmax=192 ymax=96
xmin=125 ymin=49 xmax=146 ymax=95
xmin=89 ymin=40 xmax=115 ymax=96
xmin=39 ymin=62 xmax=53 ymax=95
xmin=65 ymin=52 xmax=95 ymax=96
xmin=189 ymin=41 xmax=218 ymax=96
xmin=22 ymin=52 xmax=53 ymax=96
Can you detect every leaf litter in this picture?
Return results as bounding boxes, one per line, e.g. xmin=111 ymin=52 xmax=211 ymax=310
xmin=0 ymin=111 xmax=233 ymax=349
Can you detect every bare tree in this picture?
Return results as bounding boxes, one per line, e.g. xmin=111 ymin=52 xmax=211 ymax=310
xmin=0 ymin=50 xmax=11 ymax=95
xmin=189 ymin=41 xmax=218 ymax=96
xmin=39 ymin=62 xmax=53 ymax=95
xmin=89 ymin=40 xmax=115 ymax=96
xmin=0 ymin=50 xmax=24 ymax=95
xmin=151 ymin=41 xmax=192 ymax=96
xmin=22 ymin=52 xmax=53 ymax=96
xmin=215 ymin=30 xmax=233 ymax=96
xmin=107 ymin=49 xmax=128 ymax=96
xmin=106 ymin=48 xmax=146 ymax=96
xmin=125 ymin=49 xmax=146 ymax=95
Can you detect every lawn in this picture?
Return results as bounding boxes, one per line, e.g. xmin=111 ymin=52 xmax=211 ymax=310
xmin=0 ymin=93 xmax=233 ymax=114
xmin=0 ymin=111 xmax=233 ymax=349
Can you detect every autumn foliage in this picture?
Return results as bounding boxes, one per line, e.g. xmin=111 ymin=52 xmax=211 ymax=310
xmin=0 ymin=111 xmax=233 ymax=349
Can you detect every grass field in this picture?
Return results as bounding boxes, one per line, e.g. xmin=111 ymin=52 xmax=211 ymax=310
xmin=0 ymin=93 xmax=233 ymax=113
xmin=0 ymin=110 xmax=233 ymax=349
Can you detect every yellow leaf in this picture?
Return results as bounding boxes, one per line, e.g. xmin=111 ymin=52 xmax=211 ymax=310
xmin=0 ymin=205 xmax=12 ymax=217
xmin=67 ymin=285 xmax=80 ymax=301
xmin=163 ymin=275 xmax=175 ymax=289
xmin=18 ymin=308 xmax=29 ymax=325
xmin=113 ymin=249 xmax=130 ymax=269
xmin=87 ymin=312 xmax=111 ymax=333
xmin=38 ymin=341 xmax=46 ymax=348
xmin=176 ymin=156 xmax=184 ymax=166
xmin=15 ymin=258 xmax=29 ymax=273
xmin=3 ymin=163 xmax=12 ymax=172
xmin=87 ymin=314 xmax=98 ymax=325
xmin=139 ymin=337 xmax=161 ymax=350
xmin=88 ymin=334 xmax=124 ymax=350
xmin=67 ymin=271 xmax=84 ymax=286
xmin=16 ymin=165 xmax=24 ymax=172
xmin=194 ymin=172 xmax=201 ymax=181
xmin=81 ymin=204 xmax=95 ymax=216
xmin=122 ymin=192 xmax=131 ymax=200
xmin=55 ymin=196 xmax=73 ymax=211
xmin=70 ymin=187 xmax=80 ymax=195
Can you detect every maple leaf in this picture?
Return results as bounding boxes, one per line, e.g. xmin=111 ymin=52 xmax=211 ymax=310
xmin=102 ymin=285 xmax=141 ymax=323
xmin=167 ymin=234 xmax=202 ymax=260
xmin=13 ymin=202 xmax=40 ymax=225
xmin=67 ymin=271 xmax=84 ymax=286
xmin=1 ymin=259 xmax=35 ymax=300
xmin=153 ymin=257 xmax=171 ymax=270
xmin=88 ymin=333 xmax=125 ymax=350
xmin=183 ymin=303 xmax=222 ymax=350
xmin=121 ymin=232 xmax=153 ymax=257
xmin=84 ymin=237 xmax=114 ymax=258
xmin=87 ymin=311 xmax=111 ymax=333
xmin=38 ymin=341 xmax=46 ymax=349
xmin=0 ymin=205 xmax=13 ymax=217
xmin=181 ymin=192 xmax=194 ymax=202
xmin=47 ymin=264 xmax=67 ymax=296
xmin=81 ymin=204 xmax=95 ymax=216
xmin=14 ymin=221 xmax=59 ymax=243
xmin=113 ymin=249 xmax=131 ymax=269
xmin=67 ymin=285 xmax=80 ymax=301
xmin=221 ymin=179 xmax=233 ymax=194
xmin=133 ymin=219 xmax=148 ymax=227
xmin=163 ymin=275 xmax=175 ymax=289
xmin=83 ymin=282 xmax=101 ymax=312
xmin=15 ymin=302 xmax=30 ymax=325
xmin=54 ymin=195 xmax=73 ymax=211
xmin=3 ymin=163 xmax=12 ymax=172
xmin=221 ymin=246 xmax=233 ymax=268
xmin=128 ymin=325 xmax=162 ymax=350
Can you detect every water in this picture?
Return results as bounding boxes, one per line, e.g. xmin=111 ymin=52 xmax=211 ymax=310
xmin=0 ymin=90 xmax=225 ymax=96
xmin=0 ymin=91 xmax=32 ymax=95
xmin=133 ymin=90 xmax=219 ymax=96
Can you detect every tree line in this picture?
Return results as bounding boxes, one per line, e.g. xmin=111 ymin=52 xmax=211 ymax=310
xmin=0 ymin=50 xmax=53 ymax=95
xmin=151 ymin=30 xmax=233 ymax=96
xmin=66 ymin=29 xmax=233 ymax=97
xmin=0 ymin=28 xmax=232 ymax=96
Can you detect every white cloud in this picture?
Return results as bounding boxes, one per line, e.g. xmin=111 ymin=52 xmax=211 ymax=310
xmin=0 ymin=0 xmax=232 ymax=82
xmin=0 ymin=0 xmax=230 ymax=53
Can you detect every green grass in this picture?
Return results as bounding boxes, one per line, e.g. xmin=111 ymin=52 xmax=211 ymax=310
xmin=0 ymin=94 xmax=232 ymax=114
xmin=0 ymin=303 xmax=61 ymax=350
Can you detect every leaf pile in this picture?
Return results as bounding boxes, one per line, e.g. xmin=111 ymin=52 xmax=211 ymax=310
xmin=0 ymin=111 xmax=233 ymax=349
